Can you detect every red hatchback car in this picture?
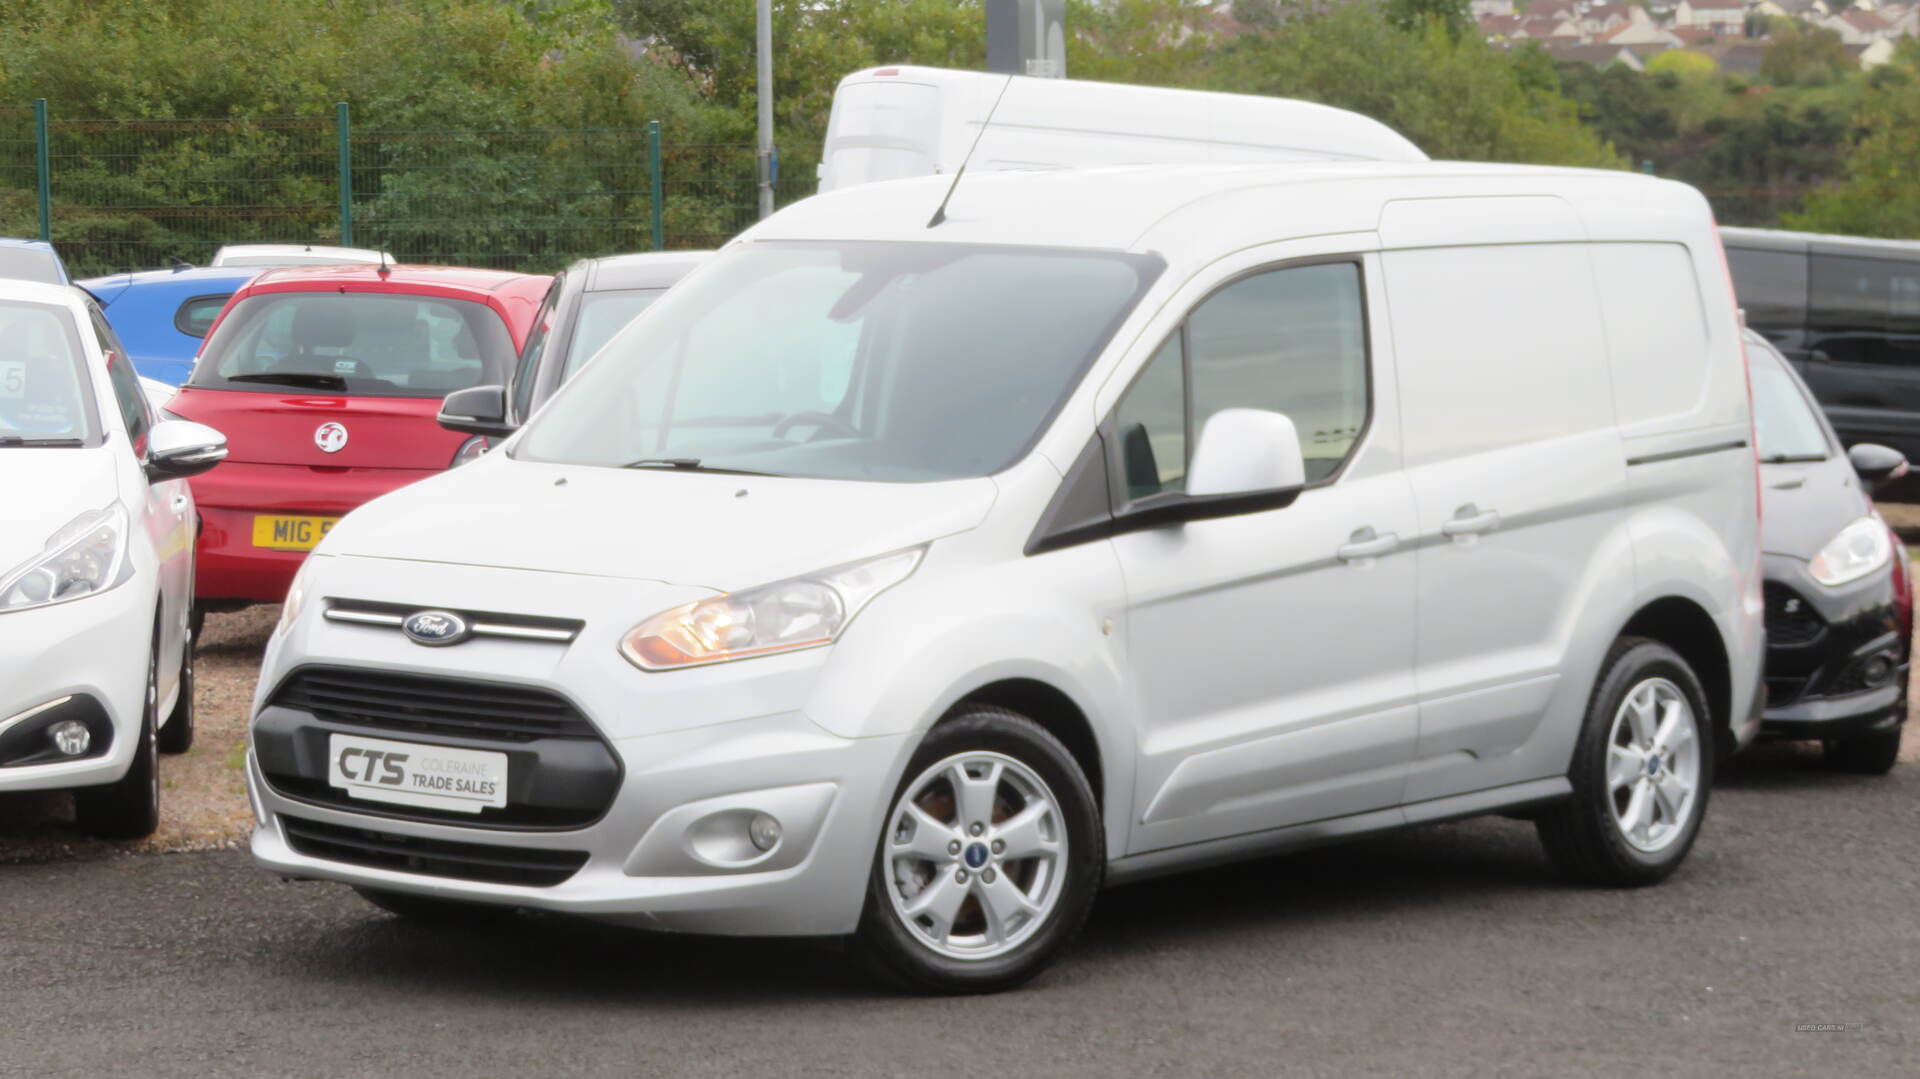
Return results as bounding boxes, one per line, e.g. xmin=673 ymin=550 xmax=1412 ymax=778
xmin=166 ymin=265 xmax=549 ymax=609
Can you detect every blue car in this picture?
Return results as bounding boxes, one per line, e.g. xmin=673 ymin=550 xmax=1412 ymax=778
xmin=78 ymin=266 xmax=259 ymax=385
xmin=0 ymin=237 xmax=70 ymax=285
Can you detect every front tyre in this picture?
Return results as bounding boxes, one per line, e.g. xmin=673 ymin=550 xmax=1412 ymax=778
xmin=1536 ymin=638 xmax=1712 ymax=886
xmin=853 ymin=706 xmax=1103 ymax=994
xmin=158 ymin=617 xmax=195 ymax=754
xmin=75 ymin=639 xmax=162 ymax=840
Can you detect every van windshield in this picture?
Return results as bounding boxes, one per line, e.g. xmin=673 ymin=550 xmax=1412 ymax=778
xmin=190 ymin=292 xmax=515 ymax=398
xmin=514 ymin=241 xmax=1160 ymax=482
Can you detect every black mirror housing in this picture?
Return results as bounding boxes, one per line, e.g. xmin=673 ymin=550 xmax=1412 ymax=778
xmin=438 ymin=385 xmax=515 ymax=438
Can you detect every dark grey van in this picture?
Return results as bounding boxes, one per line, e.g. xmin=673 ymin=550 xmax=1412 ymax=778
xmin=1723 ymin=227 xmax=1920 ymax=494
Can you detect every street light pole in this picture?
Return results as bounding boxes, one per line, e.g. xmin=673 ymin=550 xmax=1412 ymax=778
xmin=757 ymin=0 xmax=774 ymax=219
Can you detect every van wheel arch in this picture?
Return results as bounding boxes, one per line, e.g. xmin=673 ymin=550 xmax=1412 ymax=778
xmin=1618 ymin=597 xmax=1733 ymax=760
xmin=950 ymin=679 xmax=1104 ymax=809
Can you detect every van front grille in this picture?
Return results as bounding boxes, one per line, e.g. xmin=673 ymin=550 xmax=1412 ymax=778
xmin=270 ymin=667 xmax=597 ymax=743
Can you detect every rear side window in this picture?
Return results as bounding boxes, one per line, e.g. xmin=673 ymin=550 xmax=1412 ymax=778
xmin=1725 ymin=246 xmax=1807 ymax=331
xmin=1807 ymin=254 xmax=1920 ymax=367
xmin=174 ymin=293 xmax=233 ymax=338
xmin=191 ymin=292 xmax=516 ymax=398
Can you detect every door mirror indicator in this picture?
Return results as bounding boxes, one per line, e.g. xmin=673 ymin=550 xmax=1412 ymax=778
xmin=437 ymin=385 xmax=515 ymax=438
xmin=1847 ymin=442 xmax=1909 ymax=490
xmin=144 ymin=419 xmax=227 ymax=480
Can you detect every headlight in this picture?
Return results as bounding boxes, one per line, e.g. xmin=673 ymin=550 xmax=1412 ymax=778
xmin=620 ymin=547 xmax=924 ymax=670
xmin=1810 ymin=515 xmax=1892 ymax=587
xmin=278 ymin=556 xmax=319 ymax=633
xmin=0 ymin=503 xmax=129 ymax=614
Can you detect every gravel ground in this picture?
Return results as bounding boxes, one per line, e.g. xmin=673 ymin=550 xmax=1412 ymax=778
xmin=3 ymin=582 xmax=1917 ymax=861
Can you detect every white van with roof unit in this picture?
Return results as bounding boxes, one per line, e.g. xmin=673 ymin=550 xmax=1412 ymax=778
xmin=249 ymin=158 xmax=1764 ymax=993
xmin=816 ymin=65 xmax=1428 ymax=193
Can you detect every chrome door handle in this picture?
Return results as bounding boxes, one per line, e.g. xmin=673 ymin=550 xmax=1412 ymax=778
xmin=1441 ymin=504 xmax=1501 ymax=538
xmin=1338 ymin=527 xmax=1399 ymax=562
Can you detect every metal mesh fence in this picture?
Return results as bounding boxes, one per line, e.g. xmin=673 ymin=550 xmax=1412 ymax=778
xmin=0 ymin=107 xmax=42 ymax=242
xmin=43 ymin=116 xmax=338 ymax=278
xmin=0 ymin=106 xmax=808 ymax=278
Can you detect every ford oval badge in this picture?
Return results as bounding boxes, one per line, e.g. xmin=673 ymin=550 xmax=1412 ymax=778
xmin=402 ymin=609 xmax=470 ymax=647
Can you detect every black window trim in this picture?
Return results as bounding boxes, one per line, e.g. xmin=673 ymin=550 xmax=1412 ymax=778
xmin=172 ymin=292 xmax=236 ymax=339
xmin=1027 ymin=253 xmax=1372 ymax=555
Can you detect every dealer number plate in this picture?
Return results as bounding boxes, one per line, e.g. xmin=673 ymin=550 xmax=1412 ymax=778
xmin=326 ymin=732 xmax=508 ymax=813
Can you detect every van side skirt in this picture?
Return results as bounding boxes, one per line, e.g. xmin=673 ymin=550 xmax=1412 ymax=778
xmin=1103 ymin=776 xmax=1573 ymax=886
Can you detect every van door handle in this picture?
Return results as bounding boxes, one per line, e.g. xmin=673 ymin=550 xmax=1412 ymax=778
xmin=1441 ymin=504 xmax=1501 ymax=538
xmin=1337 ymin=527 xmax=1399 ymax=562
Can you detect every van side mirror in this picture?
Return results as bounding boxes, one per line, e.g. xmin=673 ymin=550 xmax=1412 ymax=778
xmin=145 ymin=419 xmax=227 ymax=480
xmin=438 ymin=385 xmax=515 ymax=438
xmin=1848 ymin=443 xmax=1909 ymax=490
xmin=1188 ymin=408 xmax=1307 ymax=498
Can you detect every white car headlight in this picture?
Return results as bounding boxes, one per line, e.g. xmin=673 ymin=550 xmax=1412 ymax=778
xmin=278 ymin=556 xmax=320 ymax=634
xmin=0 ymin=503 xmax=129 ymax=614
xmin=620 ymin=547 xmax=924 ymax=671
xmin=1810 ymin=515 xmax=1892 ymax=587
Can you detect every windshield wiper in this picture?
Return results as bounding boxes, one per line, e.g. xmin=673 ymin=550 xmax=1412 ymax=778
xmin=623 ymin=457 xmax=776 ymax=477
xmin=1759 ymin=453 xmax=1827 ymax=463
xmin=224 ymin=372 xmax=350 ymax=391
xmin=0 ymin=435 xmax=85 ymax=447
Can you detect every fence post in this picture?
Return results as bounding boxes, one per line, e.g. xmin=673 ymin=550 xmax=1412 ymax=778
xmin=336 ymin=102 xmax=353 ymax=246
xmin=648 ymin=120 xmax=664 ymax=251
xmin=33 ymin=99 xmax=50 ymax=243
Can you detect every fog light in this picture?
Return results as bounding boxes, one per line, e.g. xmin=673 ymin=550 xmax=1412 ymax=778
xmin=48 ymin=719 xmax=91 ymax=757
xmin=1861 ymin=655 xmax=1895 ymax=688
xmin=748 ymin=812 xmax=782 ymax=852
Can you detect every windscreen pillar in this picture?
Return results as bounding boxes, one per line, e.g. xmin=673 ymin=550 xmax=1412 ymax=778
xmin=986 ymin=0 xmax=1066 ymax=78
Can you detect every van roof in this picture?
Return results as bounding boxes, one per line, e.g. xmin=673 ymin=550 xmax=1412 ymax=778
xmin=747 ymin=161 xmax=1709 ymax=260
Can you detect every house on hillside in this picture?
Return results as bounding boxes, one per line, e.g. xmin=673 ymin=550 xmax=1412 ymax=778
xmin=1523 ymin=0 xmax=1579 ymax=19
xmin=1514 ymin=14 xmax=1584 ymax=38
xmin=1542 ymin=40 xmax=1651 ymax=68
xmin=1824 ymin=8 xmax=1897 ymax=42
xmin=1602 ymin=19 xmax=1685 ymax=45
xmin=1469 ymin=0 xmax=1516 ymax=17
xmin=1675 ymin=0 xmax=1749 ymax=32
xmin=1751 ymin=0 xmax=1833 ymax=17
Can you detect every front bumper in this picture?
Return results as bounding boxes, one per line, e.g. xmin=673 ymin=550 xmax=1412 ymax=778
xmin=245 ymin=555 xmax=916 ymax=936
xmin=1759 ymin=554 xmax=1907 ymax=742
xmin=192 ymin=462 xmax=438 ymax=603
xmin=249 ymin=715 xmax=909 ymax=936
xmin=0 ymin=581 xmax=150 ymax=793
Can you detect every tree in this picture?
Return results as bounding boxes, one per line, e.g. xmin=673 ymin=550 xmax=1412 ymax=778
xmin=1760 ymin=23 xmax=1851 ymax=88
xmin=1790 ymin=63 xmax=1920 ymax=237
xmin=1646 ymin=49 xmax=1718 ymax=82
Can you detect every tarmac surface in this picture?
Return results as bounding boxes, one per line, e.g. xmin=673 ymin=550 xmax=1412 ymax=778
xmin=0 ymin=742 xmax=1912 ymax=1077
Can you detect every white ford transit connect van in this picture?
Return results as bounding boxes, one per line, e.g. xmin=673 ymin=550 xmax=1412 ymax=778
xmin=248 ymin=161 xmax=1764 ymax=992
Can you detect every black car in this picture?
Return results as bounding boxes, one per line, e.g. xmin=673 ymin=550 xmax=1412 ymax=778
xmin=1749 ymin=331 xmax=1912 ymax=773
xmin=439 ymin=250 xmax=708 ymax=442
xmin=1722 ymin=226 xmax=1920 ymax=498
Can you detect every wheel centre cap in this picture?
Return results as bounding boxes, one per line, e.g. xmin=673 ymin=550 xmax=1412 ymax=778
xmin=1646 ymin=755 xmax=1661 ymax=776
xmin=963 ymin=843 xmax=990 ymax=869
